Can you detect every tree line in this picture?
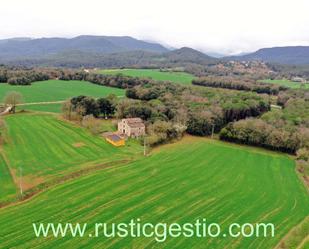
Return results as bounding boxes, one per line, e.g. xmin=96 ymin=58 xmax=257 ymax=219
xmin=192 ymin=76 xmax=287 ymax=95
xmin=220 ymin=91 xmax=309 ymax=154
xmin=0 ymin=66 xmax=150 ymax=88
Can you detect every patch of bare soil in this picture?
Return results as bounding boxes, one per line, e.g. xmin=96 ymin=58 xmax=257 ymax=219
xmin=10 ymin=168 xmax=45 ymax=191
xmin=73 ymin=142 xmax=86 ymax=148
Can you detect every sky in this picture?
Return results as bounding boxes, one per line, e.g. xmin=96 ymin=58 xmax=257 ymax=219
xmin=1 ymin=0 xmax=309 ymax=55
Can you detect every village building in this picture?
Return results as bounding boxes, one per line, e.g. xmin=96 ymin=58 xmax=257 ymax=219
xmin=118 ymin=118 xmax=145 ymax=137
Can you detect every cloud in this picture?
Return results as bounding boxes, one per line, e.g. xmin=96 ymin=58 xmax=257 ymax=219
xmin=1 ymin=0 xmax=309 ymax=55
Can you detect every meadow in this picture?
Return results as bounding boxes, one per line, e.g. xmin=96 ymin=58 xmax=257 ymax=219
xmin=0 ymin=80 xmax=125 ymax=104
xmin=260 ymin=79 xmax=309 ymax=89
xmin=99 ymin=69 xmax=196 ymax=85
xmin=0 ymin=136 xmax=308 ymax=248
xmin=1 ymin=114 xmax=141 ymax=198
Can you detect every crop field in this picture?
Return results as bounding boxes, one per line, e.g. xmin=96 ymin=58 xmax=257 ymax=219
xmin=0 ymin=80 xmax=125 ymax=104
xmin=0 ymin=114 xmax=141 ymax=198
xmin=99 ymin=69 xmax=196 ymax=85
xmin=0 ymin=137 xmax=308 ymax=248
xmin=260 ymin=79 xmax=309 ymax=89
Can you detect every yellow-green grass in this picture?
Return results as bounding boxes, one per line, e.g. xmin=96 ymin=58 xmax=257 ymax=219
xmin=0 ymin=114 xmax=141 ymax=200
xmin=259 ymin=79 xmax=309 ymax=89
xmin=99 ymin=68 xmax=196 ymax=85
xmin=0 ymin=137 xmax=308 ymax=248
xmin=0 ymin=80 xmax=125 ymax=103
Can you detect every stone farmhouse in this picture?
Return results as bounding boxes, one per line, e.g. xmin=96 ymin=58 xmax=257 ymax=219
xmin=118 ymin=118 xmax=145 ymax=137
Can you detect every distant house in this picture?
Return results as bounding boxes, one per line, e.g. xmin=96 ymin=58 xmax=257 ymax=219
xmin=105 ymin=134 xmax=125 ymax=147
xmin=118 ymin=118 xmax=145 ymax=137
xmin=292 ymin=77 xmax=305 ymax=83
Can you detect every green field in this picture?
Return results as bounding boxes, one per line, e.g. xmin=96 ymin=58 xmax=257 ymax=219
xmin=0 ymin=135 xmax=308 ymax=248
xmin=99 ymin=69 xmax=196 ymax=85
xmin=260 ymin=79 xmax=309 ymax=89
xmin=0 ymin=155 xmax=16 ymax=201
xmin=17 ymin=103 xmax=63 ymax=113
xmin=0 ymin=80 xmax=125 ymax=104
xmin=1 ymin=114 xmax=141 ymax=198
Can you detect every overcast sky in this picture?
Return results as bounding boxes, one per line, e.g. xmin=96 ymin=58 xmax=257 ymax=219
xmin=1 ymin=0 xmax=309 ymax=55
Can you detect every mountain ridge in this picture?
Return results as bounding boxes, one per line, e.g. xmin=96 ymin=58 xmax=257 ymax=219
xmin=0 ymin=35 xmax=169 ymax=59
xmin=1 ymin=36 xmax=309 ymax=66
xmin=226 ymin=46 xmax=309 ymax=65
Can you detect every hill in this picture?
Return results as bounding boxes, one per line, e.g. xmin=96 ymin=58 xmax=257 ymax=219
xmin=229 ymin=46 xmax=309 ymax=65
xmin=164 ymin=47 xmax=217 ymax=64
xmin=0 ymin=35 xmax=168 ymax=60
xmin=0 ymin=44 xmax=217 ymax=68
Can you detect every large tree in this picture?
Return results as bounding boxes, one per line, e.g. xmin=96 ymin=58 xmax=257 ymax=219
xmin=97 ymin=98 xmax=115 ymax=118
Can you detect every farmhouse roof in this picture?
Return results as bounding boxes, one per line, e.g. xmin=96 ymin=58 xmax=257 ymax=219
xmin=106 ymin=134 xmax=123 ymax=142
xmin=122 ymin=118 xmax=145 ymax=128
xmin=128 ymin=123 xmax=145 ymax=128
xmin=125 ymin=118 xmax=143 ymax=123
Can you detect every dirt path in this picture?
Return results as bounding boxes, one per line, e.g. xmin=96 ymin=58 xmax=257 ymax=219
xmin=16 ymin=100 xmax=65 ymax=106
xmin=0 ymin=105 xmax=12 ymax=115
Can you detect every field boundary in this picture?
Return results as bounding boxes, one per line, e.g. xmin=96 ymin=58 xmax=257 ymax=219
xmin=152 ymin=135 xmax=294 ymax=158
xmin=0 ymin=158 xmax=133 ymax=209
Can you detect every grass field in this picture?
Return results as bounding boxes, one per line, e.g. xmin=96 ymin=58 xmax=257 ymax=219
xmin=0 ymin=80 xmax=125 ymax=103
xmin=0 ymin=136 xmax=308 ymax=248
xmin=17 ymin=103 xmax=63 ymax=113
xmin=0 ymin=155 xmax=16 ymax=201
xmin=260 ymin=79 xmax=309 ymax=89
xmin=99 ymin=69 xmax=196 ymax=85
xmin=1 ymin=114 xmax=141 ymax=196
